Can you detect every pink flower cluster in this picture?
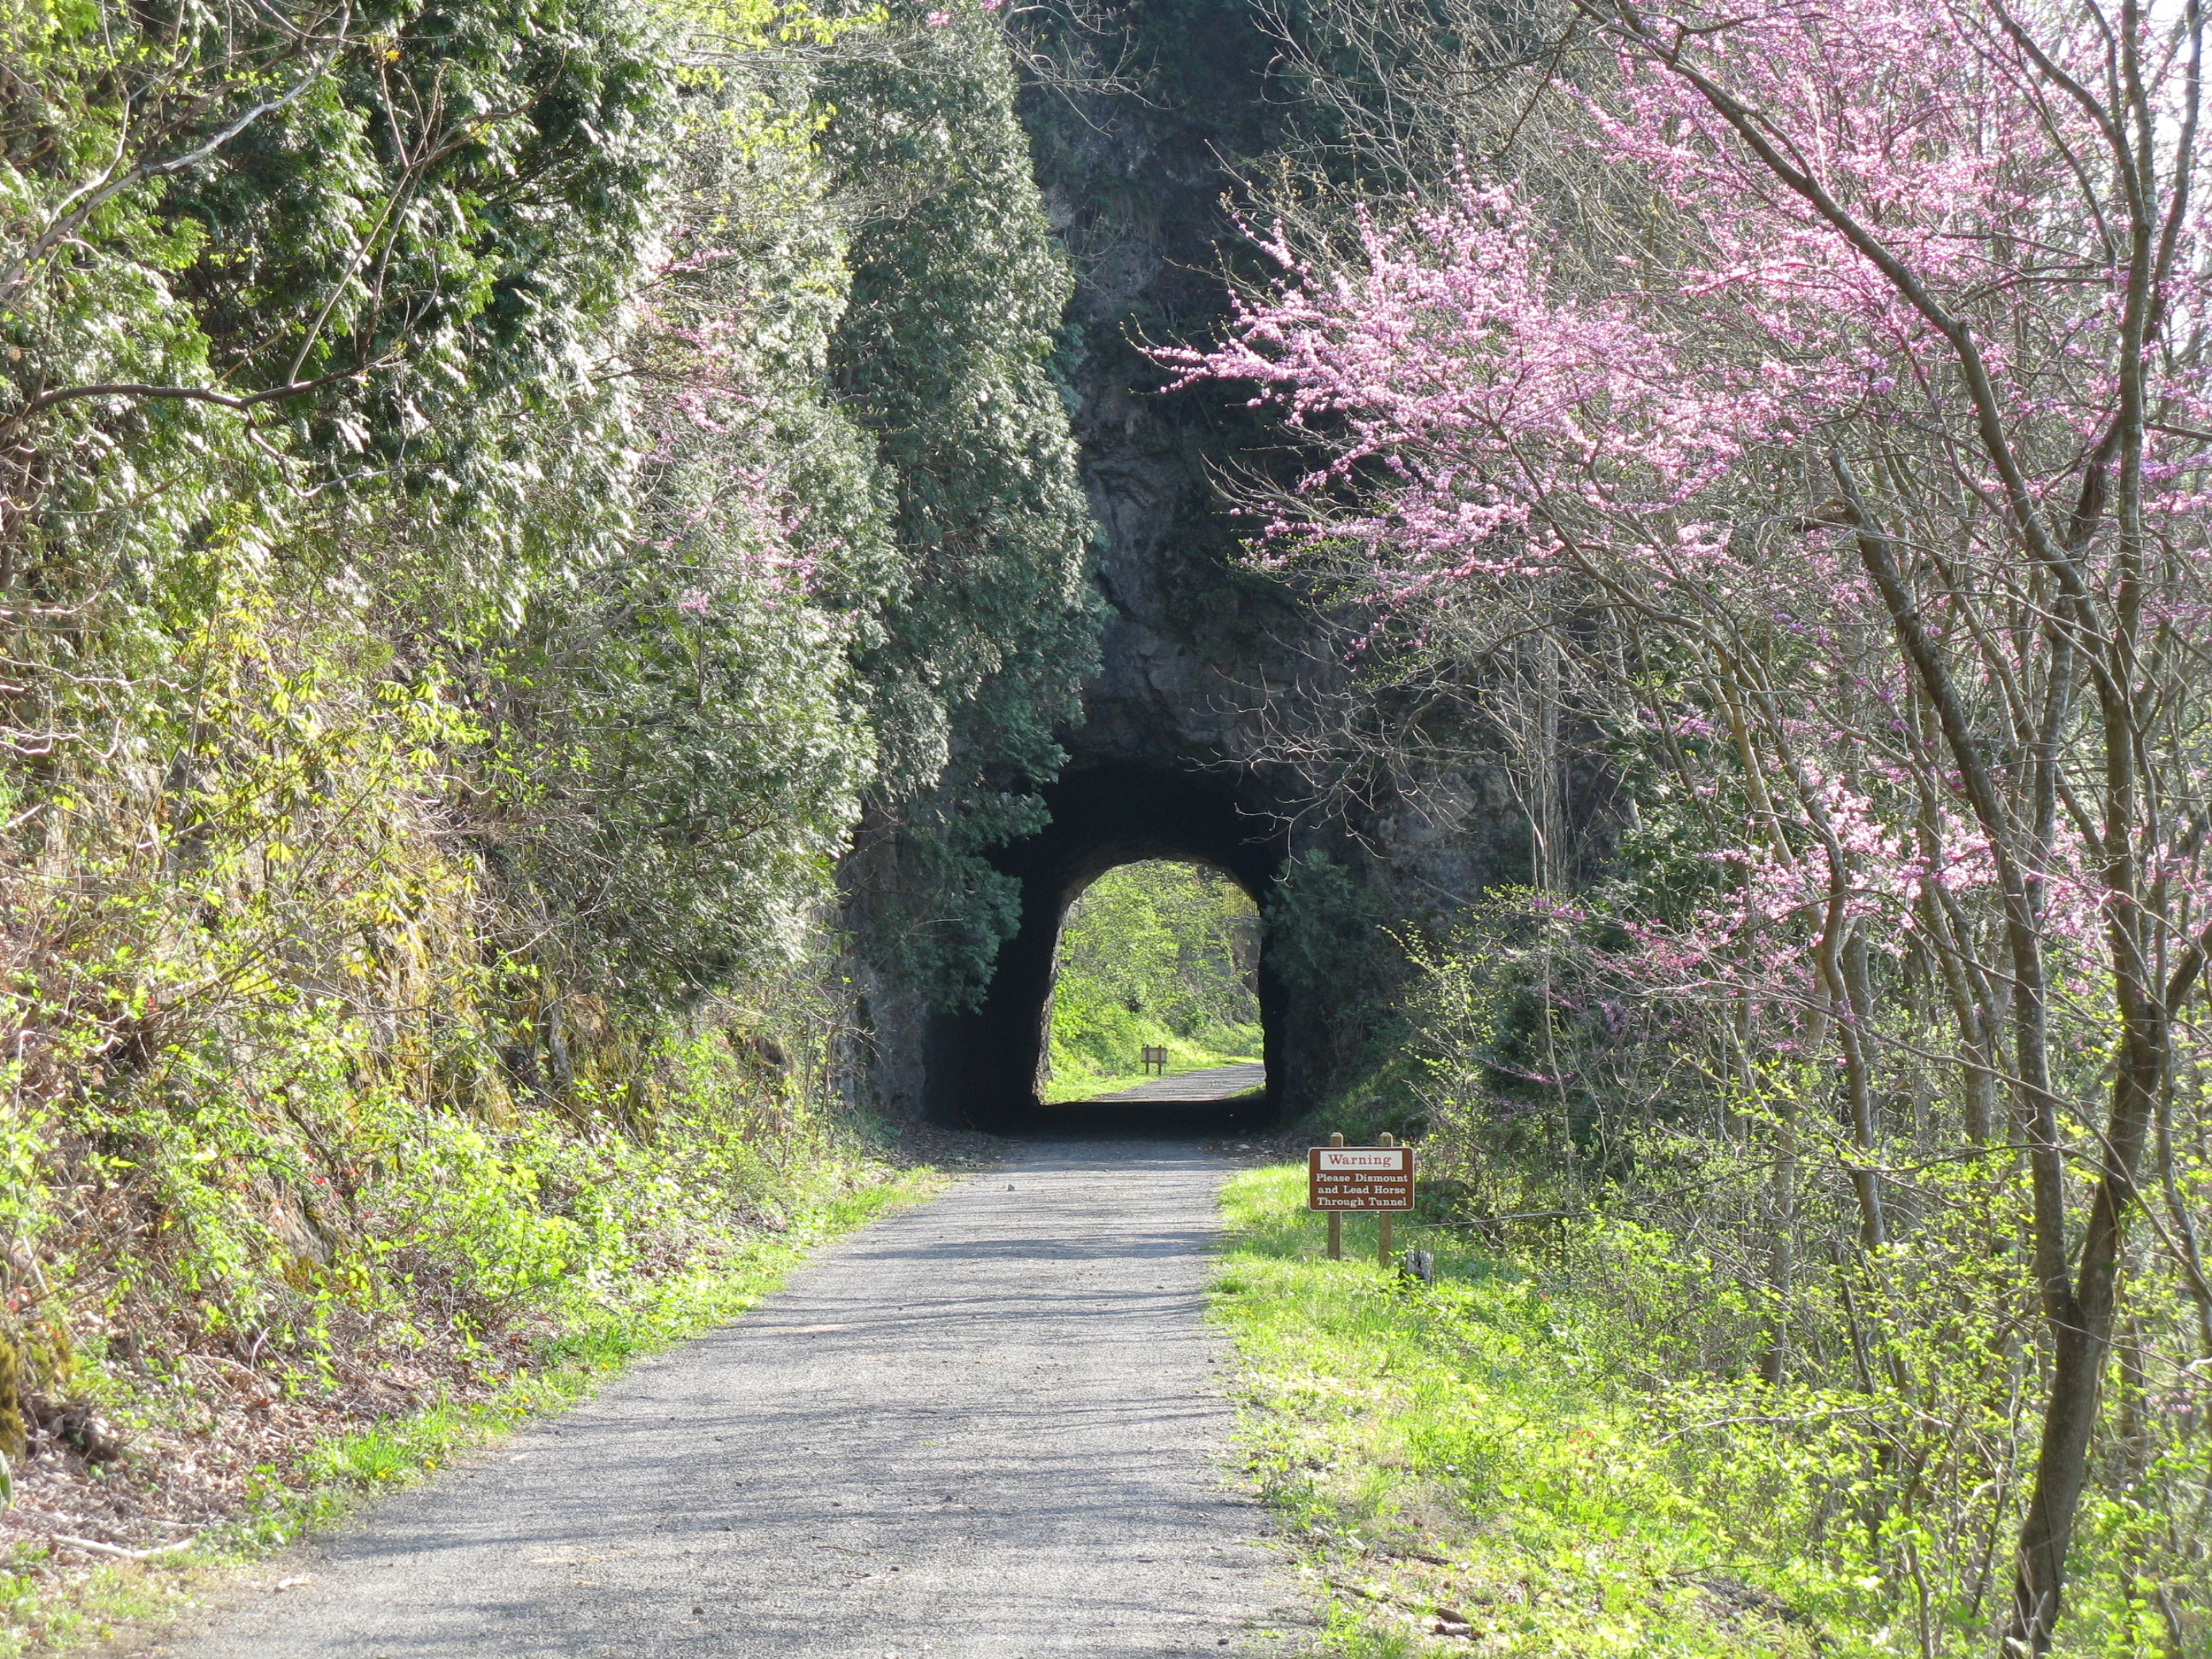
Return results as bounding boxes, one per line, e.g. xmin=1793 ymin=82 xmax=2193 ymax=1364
xmin=632 ymin=230 xmax=830 ymax=603
xmin=1167 ymin=0 xmax=2212 ymax=1032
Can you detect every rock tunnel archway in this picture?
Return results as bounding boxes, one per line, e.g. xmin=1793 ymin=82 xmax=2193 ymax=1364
xmin=923 ymin=763 xmax=1289 ymax=1130
xmin=859 ymin=0 xmax=1526 ymax=1129
xmin=874 ymin=0 xmax=1454 ymax=1131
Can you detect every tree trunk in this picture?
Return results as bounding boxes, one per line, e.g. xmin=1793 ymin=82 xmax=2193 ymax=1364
xmin=2004 ymin=1009 xmax=2163 ymax=1652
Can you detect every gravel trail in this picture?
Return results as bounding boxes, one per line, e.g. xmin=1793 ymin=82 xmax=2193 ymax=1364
xmin=163 ymin=1132 xmax=1299 ymax=1658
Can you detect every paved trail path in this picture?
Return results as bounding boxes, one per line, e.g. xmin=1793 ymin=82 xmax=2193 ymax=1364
xmin=1088 ymin=1064 xmax=1266 ymax=1105
xmin=169 ymin=1122 xmax=1299 ymax=1658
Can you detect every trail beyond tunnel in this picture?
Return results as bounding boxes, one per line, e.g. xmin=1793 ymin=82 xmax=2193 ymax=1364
xmin=1027 ymin=1062 xmax=1275 ymax=1141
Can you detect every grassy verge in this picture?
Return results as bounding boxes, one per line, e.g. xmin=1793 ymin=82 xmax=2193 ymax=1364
xmin=3 ymin=1168 xmax=944 ymax=1657
xmin=1211 ymin=1166 xmax=1861 ymax=1659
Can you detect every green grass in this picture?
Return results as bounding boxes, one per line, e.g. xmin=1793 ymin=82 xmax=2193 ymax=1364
xmin=0 ymin=1172 xmax=942 ymax=1657
xmin=1211 ymin=1166 xmax=1854 ymax=1659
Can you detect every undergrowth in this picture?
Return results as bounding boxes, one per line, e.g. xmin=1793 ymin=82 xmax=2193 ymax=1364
xmin=1213 ymin=1166 xmax=1866 ymax=1659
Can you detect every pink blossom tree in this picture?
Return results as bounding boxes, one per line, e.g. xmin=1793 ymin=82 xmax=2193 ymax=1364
xmin=1171 ymin=0 xmax=2212 ymax=1646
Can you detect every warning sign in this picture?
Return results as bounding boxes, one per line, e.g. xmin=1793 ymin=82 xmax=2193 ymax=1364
xmin=1307 ymin=1145 xmax=1415 ymax=1212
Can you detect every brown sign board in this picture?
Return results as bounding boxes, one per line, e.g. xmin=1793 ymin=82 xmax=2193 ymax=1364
xmin=1307 ymin=1145 xmax=1415 ymax=1212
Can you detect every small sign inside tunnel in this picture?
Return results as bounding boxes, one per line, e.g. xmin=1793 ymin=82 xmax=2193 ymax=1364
xmin=1307 ymin=1145 xmax=1415 ymax=1211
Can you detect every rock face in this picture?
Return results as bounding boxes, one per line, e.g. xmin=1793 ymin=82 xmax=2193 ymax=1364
xmin=1025 ymin=0 xmax=1307 ymax=792
xmin=894 ymin=2 xmax=1336 ymax=1126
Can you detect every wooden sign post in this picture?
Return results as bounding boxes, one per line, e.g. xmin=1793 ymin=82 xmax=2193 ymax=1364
xmin=1307 ymin=1132 xmax=1415 ymax=1268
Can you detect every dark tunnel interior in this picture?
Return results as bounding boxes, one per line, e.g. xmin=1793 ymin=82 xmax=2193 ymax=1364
xmin=924 ymin=764 xmax=1289 ymax=1136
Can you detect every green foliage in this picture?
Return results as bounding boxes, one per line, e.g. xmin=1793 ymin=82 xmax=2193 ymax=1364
xmin=476 ymin=74 xmax=893 ymax=1007
xmin=1215 ymin=1166 xmax=1855 ymax=1657
xmin=0 ymin=0 xmax=1097 ymax=1574
xmin=1263 ymin=848 xmax=1408 ymax=1112
xmin=1326 ymin=886 xmax=2212 ymax=1654
xmin=3 ymin=0 xmax=673 ymax=642
xmin=1265 ymin=850 xmax=1388 ymax=999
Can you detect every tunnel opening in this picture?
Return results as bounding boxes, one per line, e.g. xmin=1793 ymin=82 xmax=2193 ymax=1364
xmin=923 ymin=763 xmax=1289 ymax=1134
xmin=1040 ymin=858 xmax=1263 ymax=1111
